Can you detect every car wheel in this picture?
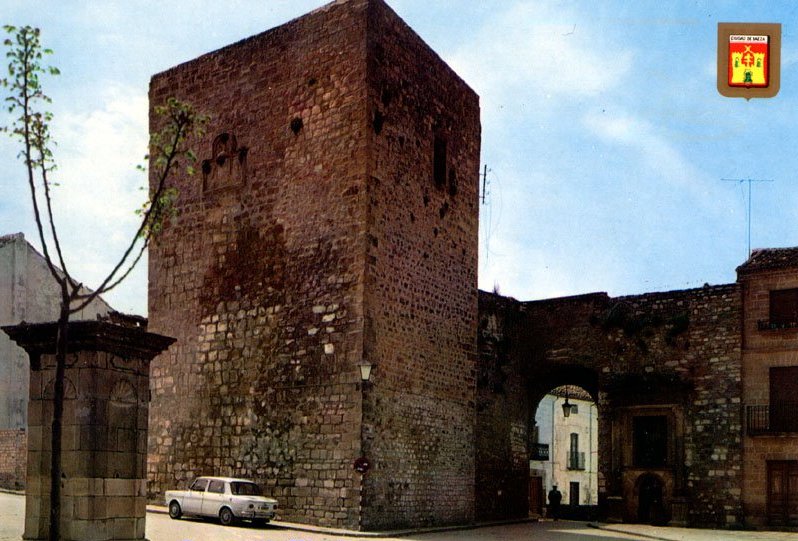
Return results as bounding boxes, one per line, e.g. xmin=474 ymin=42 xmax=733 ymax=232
xmin=168 ymin=501 xmax=182 ymax=520
xmin=219 ymin=507 xmax=235 ymax=526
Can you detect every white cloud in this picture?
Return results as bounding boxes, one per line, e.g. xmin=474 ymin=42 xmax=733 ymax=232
xmin=581 ymin=110 xmax=721 ymax=215
xmin=32 ymin=84 xmax=150 ymax=315
xmin=448 ymin=1 xmax=634 ymax=110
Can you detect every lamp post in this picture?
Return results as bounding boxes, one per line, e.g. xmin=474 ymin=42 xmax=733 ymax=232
xmin=354 ymin=361 xmax=375 ymax=478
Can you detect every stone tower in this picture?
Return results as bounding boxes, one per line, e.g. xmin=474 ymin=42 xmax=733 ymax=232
xmin=147 ymin=0 xmax=480 ymax=530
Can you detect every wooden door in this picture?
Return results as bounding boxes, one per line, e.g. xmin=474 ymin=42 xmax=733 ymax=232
xmin=529 ymin=476 xmax=543 ymax=516
xmin=768 ymin=461 xmax=798 ymax=526
xmin=570 ymin=482 xmax=580 ymax=507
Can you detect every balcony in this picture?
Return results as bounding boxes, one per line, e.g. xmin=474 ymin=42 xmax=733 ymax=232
xmin=747 ymin=403 xmax=798 ymax=435
xmin=567 ymin=451 xmax=585 ymax=470
xmin=757 ymin=319 xmax=798 ymax=331
xmin=530 ymin=443 xmax=549 ymax=461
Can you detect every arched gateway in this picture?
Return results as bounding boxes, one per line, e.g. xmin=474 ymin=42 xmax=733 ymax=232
xmin=476 ymin=286 xmax=742 ymax=527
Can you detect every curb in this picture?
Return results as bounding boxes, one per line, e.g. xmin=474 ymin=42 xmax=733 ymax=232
xmin=148 ymin=505 xmax=538 ymax=538
xmin=587 ymin=522 xmax=677 ymax=541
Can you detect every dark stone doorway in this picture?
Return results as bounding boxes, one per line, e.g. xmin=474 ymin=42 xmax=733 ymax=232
xmin=638 ymin=474 xmax=664 ymax=524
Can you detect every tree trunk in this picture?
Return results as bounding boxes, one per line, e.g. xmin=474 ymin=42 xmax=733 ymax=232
xmin=49 ymin=293 xmax=69 ymax=541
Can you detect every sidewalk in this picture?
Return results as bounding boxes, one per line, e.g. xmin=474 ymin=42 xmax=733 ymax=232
xmin=589 ymin=522 xmax=798 ymax=540
xmin=147 ymin=503 xmax=539 ymax=538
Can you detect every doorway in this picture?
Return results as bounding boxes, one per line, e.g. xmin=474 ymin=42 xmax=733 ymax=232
xmin=529 ymin=476 xmax=543 ymax=516
xmin=768 ymin=460 xmax=798 ymax=526
xmin=569 ymin=482 xmax=580 ymax=506
xmin=638 ymin=474 xmax=664 ymax=524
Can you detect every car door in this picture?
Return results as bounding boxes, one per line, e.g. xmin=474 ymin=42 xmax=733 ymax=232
xmin=183 ymin=478 xmax=209 ymax=514
xmin=201 ymin=479 xmax=227 ymax=517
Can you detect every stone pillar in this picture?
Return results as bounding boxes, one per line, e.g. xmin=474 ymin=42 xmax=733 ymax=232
xmin=3 ymin=318 xmax=174 ymax=541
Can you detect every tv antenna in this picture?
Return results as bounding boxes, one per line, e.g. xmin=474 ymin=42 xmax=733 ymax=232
xmin=480 ymin=164 xmax=491 ymax=205
xmin=722 ymin=177 xmax=774 ymax=257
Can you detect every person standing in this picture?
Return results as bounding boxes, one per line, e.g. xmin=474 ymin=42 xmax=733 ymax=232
xmin=548 ymin=485 xmax=562 ymax=521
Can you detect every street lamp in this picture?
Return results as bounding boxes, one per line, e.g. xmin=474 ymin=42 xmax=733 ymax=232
xmin=358 ymin=360 xmax=374 ymax=382
xmin=355 ymin=360 xmax=375 ymax=477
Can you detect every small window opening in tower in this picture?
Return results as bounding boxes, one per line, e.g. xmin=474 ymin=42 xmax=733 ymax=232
xmin=433 ymin=136 xmax=447 ymax=189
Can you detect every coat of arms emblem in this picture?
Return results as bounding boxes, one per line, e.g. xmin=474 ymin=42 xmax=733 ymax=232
xmin=729 ymin=34 xmax=769 ymax=87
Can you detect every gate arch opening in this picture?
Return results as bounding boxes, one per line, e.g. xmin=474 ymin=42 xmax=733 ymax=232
xmin=530 ymin=383 xmax=599 ymax=521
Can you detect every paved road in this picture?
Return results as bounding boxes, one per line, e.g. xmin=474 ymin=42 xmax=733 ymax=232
xmin=4 ymin=492 xmax=798 ymax=541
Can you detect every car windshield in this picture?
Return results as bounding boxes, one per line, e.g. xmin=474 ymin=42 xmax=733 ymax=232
xmin=230 ymin=482 xmax=263 ymax=496
xmin=189 ymin=478 xmax=208 ymax=492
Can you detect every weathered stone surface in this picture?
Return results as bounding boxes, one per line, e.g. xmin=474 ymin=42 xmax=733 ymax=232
xmin=147 ymin=0 xmax=479 ymax=531
xmin=4 ymin=320 xmax=172 ymax=541
xmin=477 ymin=285 xmax=743 ymax=527
xmin=0 ymin=428 xmax=25 ymax=489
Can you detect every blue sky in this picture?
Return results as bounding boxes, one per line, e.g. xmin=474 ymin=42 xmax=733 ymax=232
xmin=2 ymin=0 xmax=798 ymax=316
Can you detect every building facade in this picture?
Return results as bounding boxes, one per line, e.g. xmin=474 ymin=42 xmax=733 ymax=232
xmin=530 ymin=388 xmax=598 ymax=516
xmin=738 ymin=248 xmax=798 ymax=528
xmin=0 ymin=233 xmax=110 ymax=488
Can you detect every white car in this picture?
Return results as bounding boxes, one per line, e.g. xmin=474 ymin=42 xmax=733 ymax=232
xmin=165 ymin=476 xmax=278 ymax=526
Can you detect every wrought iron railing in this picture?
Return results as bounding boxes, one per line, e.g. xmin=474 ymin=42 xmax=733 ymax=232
xmin=567 ymin=451 xmax=585 ymax=470
xmin=747 ymin=403 xmax=798 ymax=435
xmin=758 ymin=319 xmax=798 ymax=331
xmin=530 ymin=443 xmax=549 ymax=461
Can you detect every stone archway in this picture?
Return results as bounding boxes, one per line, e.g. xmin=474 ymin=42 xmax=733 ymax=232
xmin=529 ymin=381 xmax=600 ymax=521
xmin=477 ymin=285 xmax=744 ymax=527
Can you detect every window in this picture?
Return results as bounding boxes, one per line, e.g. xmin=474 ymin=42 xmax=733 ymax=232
xmin=770 ymin=288 xmax=798 ymax=327
xmin=633 ymin=416 xmax=668 ymax=467
xmin=433 ymin=136 xmax=447 ymax=188
xmin=207 ymin=479 xmax=225 ymax=494
xmin=189 ymin=478 xmax=208 ymax=492
xmin=568 ymin=433 xmax=585 ymax=470
xmin=770 ymin=367 xmax=798 ymax=432
xmin=231 ymin=481 xmax=263 ymax=496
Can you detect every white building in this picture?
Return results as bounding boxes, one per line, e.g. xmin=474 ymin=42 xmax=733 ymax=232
xmin=0 ymin=232 xmax=111 ymax=487
xmin=530 ymin=386 xmax=598 ymax=511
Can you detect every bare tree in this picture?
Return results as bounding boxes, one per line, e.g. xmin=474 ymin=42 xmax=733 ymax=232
xmin=1 ymin=25 xmax=206 ymax=541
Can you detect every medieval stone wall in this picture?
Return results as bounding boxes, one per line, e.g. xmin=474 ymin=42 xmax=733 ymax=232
xmin=148 ymin=0 xmax=480 ymax=530
xmin=477 ymin=284 xmax=743 ymax=527
xmin=0 ymin=428 xmax=26 ymax=489
xmin=475 ymin=293 xmax=537 ymax=521
xmin=360 ymin=0 xmax=480 ymax=529
xmin=147 ymin=0 xmax=371 ymax=528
